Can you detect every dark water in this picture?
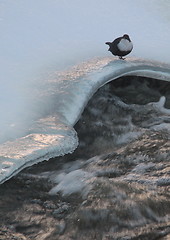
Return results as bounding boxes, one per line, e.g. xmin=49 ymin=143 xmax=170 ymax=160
xmin=0 ymin=76 xmax=170 ymax=240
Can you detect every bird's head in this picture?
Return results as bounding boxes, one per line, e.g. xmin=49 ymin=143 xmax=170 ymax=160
xmin=123 ymin=34 xmax=130 ymax=41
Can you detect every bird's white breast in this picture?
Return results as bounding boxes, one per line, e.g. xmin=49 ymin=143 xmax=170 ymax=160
xmin=118 ymin=39 xmax=133 ymax=52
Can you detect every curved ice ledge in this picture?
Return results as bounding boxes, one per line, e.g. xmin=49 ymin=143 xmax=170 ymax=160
xmin=0 ymin=57 xmax=170 ymax=184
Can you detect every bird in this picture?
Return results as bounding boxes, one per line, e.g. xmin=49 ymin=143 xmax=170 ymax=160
xmin=105 ymin=34 xmax=133 ymax=60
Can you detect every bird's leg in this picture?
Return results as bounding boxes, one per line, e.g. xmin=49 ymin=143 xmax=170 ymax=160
xmin=119 ymin=56 xmax=126 ymax=60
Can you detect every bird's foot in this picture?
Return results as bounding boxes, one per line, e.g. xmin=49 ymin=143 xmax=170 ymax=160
xmin=119 ymin=56 xmax=126 ymax=60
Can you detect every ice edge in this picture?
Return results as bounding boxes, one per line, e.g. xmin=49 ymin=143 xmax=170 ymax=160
xmin=0 ymin=58 xmax=170 ymax=184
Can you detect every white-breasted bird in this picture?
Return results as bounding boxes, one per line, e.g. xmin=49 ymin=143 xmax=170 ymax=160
xmin=105 ymin=34 xmax=133 ymax=60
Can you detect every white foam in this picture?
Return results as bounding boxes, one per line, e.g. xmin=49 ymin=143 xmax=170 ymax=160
xmin=148 ymin=96 xmax=170 ymax=115
xmin=49 ymin=169 xmax=93 ymax=197
xmin=116 ymin=131 xmax=141 ymax=145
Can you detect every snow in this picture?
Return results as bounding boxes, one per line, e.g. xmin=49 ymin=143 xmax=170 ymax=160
xmin=1 ymin=0 xmax=170 ymax=183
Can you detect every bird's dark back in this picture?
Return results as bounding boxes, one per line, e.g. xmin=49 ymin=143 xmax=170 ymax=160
xmin=108 ymin=37 xmax=121 ymax=55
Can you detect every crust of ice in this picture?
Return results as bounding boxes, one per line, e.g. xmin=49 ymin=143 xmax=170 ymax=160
xmin=1 ymin=57 xmax=170 ymax=184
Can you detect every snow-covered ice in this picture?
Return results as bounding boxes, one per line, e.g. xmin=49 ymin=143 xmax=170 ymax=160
xmin=0 ymin=58 xmax=170 ymax=184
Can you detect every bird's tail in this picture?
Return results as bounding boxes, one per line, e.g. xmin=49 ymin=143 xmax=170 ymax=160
xmin=105 ymin=42 xmax=111 ymax=46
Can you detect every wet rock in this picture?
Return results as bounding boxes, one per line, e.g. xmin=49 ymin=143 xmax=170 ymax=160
xmin=53 ymin=203 xmax=70 ymax=219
